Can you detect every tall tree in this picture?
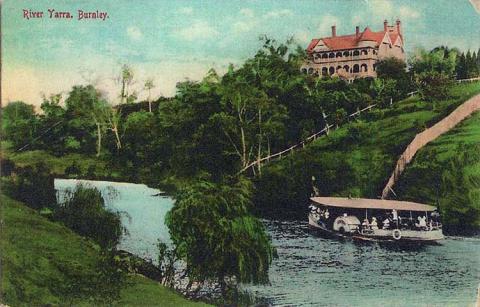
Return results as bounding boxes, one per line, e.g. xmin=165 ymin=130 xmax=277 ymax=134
xmin=144 ymin=78 xmax=155 ymax=113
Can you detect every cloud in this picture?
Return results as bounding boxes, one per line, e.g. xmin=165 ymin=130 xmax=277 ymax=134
xmin=293 ymin=30 xmax=311 ymax=44
xmin=174 ymin=21 xmax=219 ymax=41
xmin=240 ymin=8 xmax=254 ymax=18
xmin=127 ymin=26 xmax=143 ymax=41
xmin=368 ymin=0 xmax=394 ymax=17
xmin=318 ymin=14 xmax=340 ymax=36
xmin=399 ymin=6 xmax=421 ymax=19
xmin=232 ymin=21 xmax=255 ymax=33
xmin=263 ymin=9 xmax=293 ymax=19
xmin=178 ymin=7 xmax=193 ymax=15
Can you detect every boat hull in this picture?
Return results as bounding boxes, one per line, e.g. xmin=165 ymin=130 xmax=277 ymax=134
xmin=309 ymin=214 xmax=444 ymax=243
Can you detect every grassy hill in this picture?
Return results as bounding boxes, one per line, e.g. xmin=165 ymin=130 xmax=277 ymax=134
xmin=253 ymin=82 xmax=480 ymax=228
xmin=395 ymin=111 xmax=480 ymax=231
xmin=0 ymin=193 xmax=209 ymax=306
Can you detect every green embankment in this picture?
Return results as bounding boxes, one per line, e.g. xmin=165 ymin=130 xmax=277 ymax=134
xmin=254 ymin=82 xmax=480 ymax=224
xmin=0 ymin=194 xmax=209 ymax=306
xmin=395 ymin=111 xmax=480 ymax=229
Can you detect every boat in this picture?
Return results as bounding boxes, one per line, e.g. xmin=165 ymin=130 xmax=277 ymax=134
xmin=308 ymin=197 xmax=444 ymax=242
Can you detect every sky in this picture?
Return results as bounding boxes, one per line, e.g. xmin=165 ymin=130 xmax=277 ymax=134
xmin=2 ymin=0 xmax=480 ymax=109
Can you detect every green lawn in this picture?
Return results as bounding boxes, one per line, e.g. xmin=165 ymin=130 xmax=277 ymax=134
xmin=254 ymin=82 xmax=480 ymax=223
xmin=0 ymin=194 xmax=209 ymax=306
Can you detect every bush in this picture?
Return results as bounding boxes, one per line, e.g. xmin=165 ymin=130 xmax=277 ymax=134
xmin=3 ymin=162 xmax=56 ymax=209
xmin=54 ymin=184 xmax=123 ymax=248
xmin=346 ymin=120 xmax=371 ymax=144
xmin=416 ymin=72 xmax=453 ymax=102
xmin=65 ymin=162 xmax=81 ymax=178
xmin=1 ymin=159 xmax=16 ymax=177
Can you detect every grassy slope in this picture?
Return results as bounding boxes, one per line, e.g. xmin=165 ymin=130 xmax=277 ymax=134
xmin=0 ymin=194 xmax=208 ymax=306
xmin=254 ymin=82 xmax=480 ymax=217
xmin=395 ymin=111 xmax=480 ymax=227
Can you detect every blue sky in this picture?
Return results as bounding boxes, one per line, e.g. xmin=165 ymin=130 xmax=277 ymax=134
xmin=3 ymin=0 xmax=480 ymax=107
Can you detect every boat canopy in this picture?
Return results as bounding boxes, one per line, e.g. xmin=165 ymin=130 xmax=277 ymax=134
xmin=310 ymin=197 xmax=437 ymax=212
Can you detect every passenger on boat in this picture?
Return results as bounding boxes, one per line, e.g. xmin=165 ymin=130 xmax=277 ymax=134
xmin=382 ymin=217 xmax=390 ymax=229
xmin=371 ymin=217 xmax=378 ymax=230
xmin=415 ymin=216 xmax=427 ymax=229
xmin=362 ymin=218 xmax=370 ymax=229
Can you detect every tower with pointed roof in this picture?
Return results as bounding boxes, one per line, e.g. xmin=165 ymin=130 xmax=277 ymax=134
xmin=301 ymin=20 xmax=405 ymax=81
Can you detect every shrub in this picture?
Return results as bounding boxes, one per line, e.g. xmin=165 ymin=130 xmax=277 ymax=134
xmin=54 ymin=184 xmax=123 ymax=248
xmin=3 ymin=162 xmax=56 ymax=209
xmin=415 ymin=71 xmax=453 ymax=102
xmin=64 ymin=162 xmax=81 ymax=178
xmin=1 ymin=159 xmax=16 ymax=177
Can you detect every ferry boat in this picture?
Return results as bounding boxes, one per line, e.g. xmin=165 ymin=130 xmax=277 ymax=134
xmin=308 ymin=197 xmax=444 ymax=242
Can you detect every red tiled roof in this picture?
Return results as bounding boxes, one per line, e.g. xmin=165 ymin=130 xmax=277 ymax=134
xmin=306 ymin=39 xmax=320 ymax=52
xmin=306 ymin=26 xmax=401 ymax=52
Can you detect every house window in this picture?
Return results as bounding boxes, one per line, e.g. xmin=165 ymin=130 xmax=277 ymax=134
xmin=361 ymin=50 xmax=368 ymax=55
xmin=308 ymin=68 xmax=314 ymax=74
xmin=353 ymin=64 xmax=360 ymax=73
xmin=329 ymin=67 xmax=335 ymax=75
xmin=336 ymin=52 xmax=342 ymax=58
xmin=322 ymin=53 xmax=328 ymax=59
xmin=343 ymin=51 xmax=350 ymax=57
xmin=329 ymin=52 xmax=335 ymax=58
xmin=343 ymin=65 xmax=350 ymax=72
xmin=353 ymin=50 xmax=360 ymax=56
xmin=302 ymin=68 xmax=307 ymax=74
xmin=361 ymin=64 xmax=368 ymax=72
xmin=322 ymin=67 xmax=328 ymax=76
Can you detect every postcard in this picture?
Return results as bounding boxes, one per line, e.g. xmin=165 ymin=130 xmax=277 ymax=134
xmin=1 ymin=0 xmax=480 ymax=306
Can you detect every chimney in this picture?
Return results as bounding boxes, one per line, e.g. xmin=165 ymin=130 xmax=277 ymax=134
xmin=331 ymin=25 xmax=336 ymax=37
xmin=384 ymin=19 xmax=388 ymax=31
xmin=396 ymin=19 xmax=401 ymax=34
xmin=355 ymin=26 xmax=359 ymax=37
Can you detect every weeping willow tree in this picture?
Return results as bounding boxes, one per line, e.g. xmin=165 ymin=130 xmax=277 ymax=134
xmin=166 ymin=177 xmax=275 ymax=297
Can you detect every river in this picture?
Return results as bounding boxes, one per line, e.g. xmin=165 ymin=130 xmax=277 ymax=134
xmin=55 ymin=179 xmax=480 ymax=306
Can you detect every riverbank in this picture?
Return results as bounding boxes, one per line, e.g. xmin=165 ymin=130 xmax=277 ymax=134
xmin=0 ymin=193 xmax=209 ymax=306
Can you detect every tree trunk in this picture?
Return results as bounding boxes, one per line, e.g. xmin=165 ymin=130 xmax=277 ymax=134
xmin=240 ymin=126 xmax=247 ymax=168
xmin=96 ymin=122 xmax=102 ymax=157
xmin=148 ymin=89 xmax=152 ymax=113
xmin=112 ymin=126 xmax=122 ymax=149
xmin=257 ymin=108 xmax=262 ymax=175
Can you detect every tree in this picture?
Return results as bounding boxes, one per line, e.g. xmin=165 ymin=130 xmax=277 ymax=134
xmin=65 ymin=85 xmax=110 ymax=156
xmin=410 ymin=47 xmax=456 ymax=101
xmin=144 ymin=78 xmax=155 ymax=113
xmin=1 ymin=101 xmax=38 ymax=149
xmin=54 ymin=184 xmax=124 ymax=248
xmin=166 ymin=178 xmax=274 ymax=297
xmin=456 ymin=52 xmax=467 ymax=79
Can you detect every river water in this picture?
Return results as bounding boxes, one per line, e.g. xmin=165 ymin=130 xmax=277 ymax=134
xmin=55 ymin=179 xmax=480 ymax=306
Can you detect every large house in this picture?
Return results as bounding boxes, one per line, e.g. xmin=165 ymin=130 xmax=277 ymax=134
xmin=301 ymin=20 xmax=406 ymax=81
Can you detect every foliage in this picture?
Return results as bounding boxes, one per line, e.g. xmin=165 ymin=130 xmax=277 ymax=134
xmin=415 ymin=71 xmax=453 ymax=101
xmin=54 ymin=184 xmax=123 ymax=248
xmin=1 ymin=101 xmax=38 ymax=150
xmin=409 ymin=47 xmax=458 ymax=102
xmin=166 ymin=178 xmax=274 ymax=293
xmin=2 ymin=162 xmax=56 ymax=210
